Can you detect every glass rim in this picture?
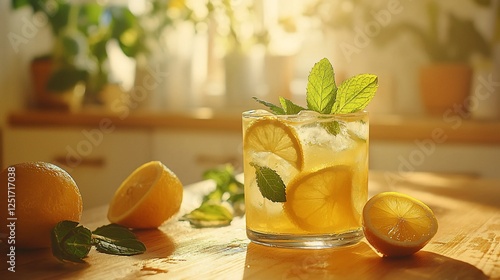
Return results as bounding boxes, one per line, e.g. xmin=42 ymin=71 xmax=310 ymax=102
xmin=242 ymin=109 xmax=368 ymax=119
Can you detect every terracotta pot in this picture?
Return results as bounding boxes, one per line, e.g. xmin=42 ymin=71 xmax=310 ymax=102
xmin=419 ymin=63 xmax=473 ymax=115
xmin=30 ymin=56 xmax=86 ymax=111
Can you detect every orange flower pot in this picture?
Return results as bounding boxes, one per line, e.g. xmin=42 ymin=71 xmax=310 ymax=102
xmin=419 ymin=63 xmax=473 ymax=115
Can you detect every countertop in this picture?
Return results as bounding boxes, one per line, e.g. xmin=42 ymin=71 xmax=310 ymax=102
xmin=1 ymin=171 xmax=499 ymax=279
xmin=7 ymin=110 xmax=500 ymax=144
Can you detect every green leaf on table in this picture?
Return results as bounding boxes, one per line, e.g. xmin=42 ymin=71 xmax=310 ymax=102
xmin=51 ymin=220 xmax=92 ymax=263
xmin=306 ymin=58 xmax=337 ymax=114
xmin=181 ymin=203 xmax=233 ymax=228
xmin=332 ymin=74 xmax=378 ymax=114
xmin=92 ymin=224 xmax=146 ymax=256
xmin=51 ymin=221 xmax=146 ymax=263
xmin=251 ymin=162 xmax=286 ymax=202
xmin=182 ymin=164 xmax=244 ymax=228
xmin=62 ymin=226 xmax=93 ymax=259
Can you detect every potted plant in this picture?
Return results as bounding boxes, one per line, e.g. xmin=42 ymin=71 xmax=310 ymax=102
xmin=11 ymin=0 xmax=145 ymax=110
xmin=375 ymin=0 xmax=492 ymax=114
xmin=206 ymin=0 xmax=269 ymax=106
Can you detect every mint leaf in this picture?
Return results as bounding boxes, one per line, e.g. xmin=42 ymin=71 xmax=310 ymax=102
xmin=253 ymin=97 xmax=285 ymax=115
xmin=51 ymin=221 xmax=91 ymax=263
xmin=279 ymin=97 xmax=306 ymax=114
xmin=181 ymin=203 xmax=233 ymax=228
xmin=92 ymin=224 xmax=146 ymax=256
xmin=251 ymin=162 xmax=286 ymax=202
xmin=62 ymin=226 xmax=92 ymax=259
xmin=322 ymin=121 xmax=342 ymax=136
xmin=51 ymin=221 xmax=146 ymax=263
xmin=332 ymin=74 xmax=378 ymax=114
xmin=306 ymin=58 xmax=337 ymax=114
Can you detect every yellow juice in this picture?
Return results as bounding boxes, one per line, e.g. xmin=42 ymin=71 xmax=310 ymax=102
xmin=242 ymin=110 xmax=369 ymax=248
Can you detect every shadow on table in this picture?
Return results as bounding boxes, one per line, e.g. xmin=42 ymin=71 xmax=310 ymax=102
xmin=133 ymin=229 xmax=176 ymax=260
xmin=0 ymin=246 xmax=90 ymax=279
xmin=243 ymin=241 xmax=488 ymax=279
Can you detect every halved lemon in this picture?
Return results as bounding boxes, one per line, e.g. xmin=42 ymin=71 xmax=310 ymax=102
xmin=362 ymin=192 xmax=438 ymax=257
xmin=283 ymin=165 xmax=359 ymax=233
xmin=108 ymin=161 xmax=183 ymax=229
xmin=244 ymin=118 xmax=303 ymax=170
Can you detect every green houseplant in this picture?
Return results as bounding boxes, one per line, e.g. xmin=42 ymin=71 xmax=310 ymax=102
xmin=12 ymin=0 xmax=145 ymax=109
xmin=312 ymin=0 xmax=494 ymax=114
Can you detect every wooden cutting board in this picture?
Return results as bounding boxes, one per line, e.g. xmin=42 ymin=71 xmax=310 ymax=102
xmin=1 ymin=171 xmax=499 ymax=279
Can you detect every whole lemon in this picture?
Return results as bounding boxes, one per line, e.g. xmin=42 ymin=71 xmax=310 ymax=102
xmin=0 ymin=162 xmax=83 ymax=249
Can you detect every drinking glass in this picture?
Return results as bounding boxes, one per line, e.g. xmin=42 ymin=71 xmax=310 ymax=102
xmin=242 ymin=110 xmax=369 ymax=248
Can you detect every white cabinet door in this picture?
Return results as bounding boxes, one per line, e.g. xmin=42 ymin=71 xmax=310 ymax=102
xmin=3 ymin=127 xmax=151 ymax=208
xmin=370 ymin=141 xmax=500 ymax=179
xmin=152 ymin=130 xmax=243 ymax=185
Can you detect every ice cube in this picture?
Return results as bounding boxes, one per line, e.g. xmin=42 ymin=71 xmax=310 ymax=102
xmin=345 ymin=121 xmax=368 ymax=142
xmin=295 ymin=110 xmax=322 ymax=123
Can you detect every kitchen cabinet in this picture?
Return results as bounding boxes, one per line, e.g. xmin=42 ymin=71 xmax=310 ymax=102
xmin=370 ymin=141 xmax=500 ymax=178
xmin=151 ymin=129 xmax=243 ymax=185
xmin=2 ymin=127 xmax=151 ymax=208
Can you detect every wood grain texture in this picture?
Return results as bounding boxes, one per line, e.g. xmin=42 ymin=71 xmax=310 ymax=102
xmin=1 ymin=172 xmax=499 ymax=279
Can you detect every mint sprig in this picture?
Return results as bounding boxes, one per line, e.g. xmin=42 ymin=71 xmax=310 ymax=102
xmin=254 ymin=57 xmax=377 ymax=117
xmin=51 ymin=221 xmax=146 ymax=263
xmin=181 ymin=164 xmax=244 ymax=227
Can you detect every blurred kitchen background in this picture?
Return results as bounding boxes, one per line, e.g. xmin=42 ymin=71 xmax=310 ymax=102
xmin=0 ymin=0 xmax=499 ymax=208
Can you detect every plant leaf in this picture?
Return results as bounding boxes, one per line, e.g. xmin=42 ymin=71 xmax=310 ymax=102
xmin=321 ymin=121 xmax=342 ymax=136
xmin=181 ymin=203 xmax=233 ymax=228
xmin=306 ymin=58 xmax=337 ymax=114
xmin=332 ymin=74 xmax=378 ymax=113
xmin=62 ymin=226 xmax=93 ymax=259
xmin=92 ymin=224 xmax=146 ymax=256
xmin=279 ymin=97 xmax=306 ymax=114
xmin=46 ymin=67 xmax=88 ymax=93
xmin=92 ymin=224 xmax=138 ymax=240
xmin=253 ymin=97 xmax=285 ymax=115
xmin=94 ymin=238 xmax=146 ymax=256
xmin=51 ymin=220 xmax=91 ymax=263
xmin=251 ymin=162 xmax=286 ymax=202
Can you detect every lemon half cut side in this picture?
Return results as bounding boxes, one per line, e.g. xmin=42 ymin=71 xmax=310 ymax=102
xmin=362 ymin=192 xmax=438 ymax=257
xmin=107 ymin=161 xmax=183 ymax=229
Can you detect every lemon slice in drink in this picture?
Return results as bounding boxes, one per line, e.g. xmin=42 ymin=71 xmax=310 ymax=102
xmin=108 ymin=161 xmax=183 ymax=229
xmin=362 ymin=192 xmax=438 ymax=257
xmin=244 ymin=118 xmax=303 ymax=170
xmin=283 ymin=165 xmax=359 ymax=233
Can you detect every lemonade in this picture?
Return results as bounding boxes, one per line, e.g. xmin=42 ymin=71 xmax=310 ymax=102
xmin=242 ymin=57 xmax=376 ymax=248
xmin=243 ymin=110 xmax=369 ymax=247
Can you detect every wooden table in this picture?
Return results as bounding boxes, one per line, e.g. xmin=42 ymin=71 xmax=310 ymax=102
xmin=2 ymin=171 xmax=499 ymax=279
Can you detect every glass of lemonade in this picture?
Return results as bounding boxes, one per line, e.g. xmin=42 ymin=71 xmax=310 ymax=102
xmin=242 ymin=109 xmax=369 ymax=248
